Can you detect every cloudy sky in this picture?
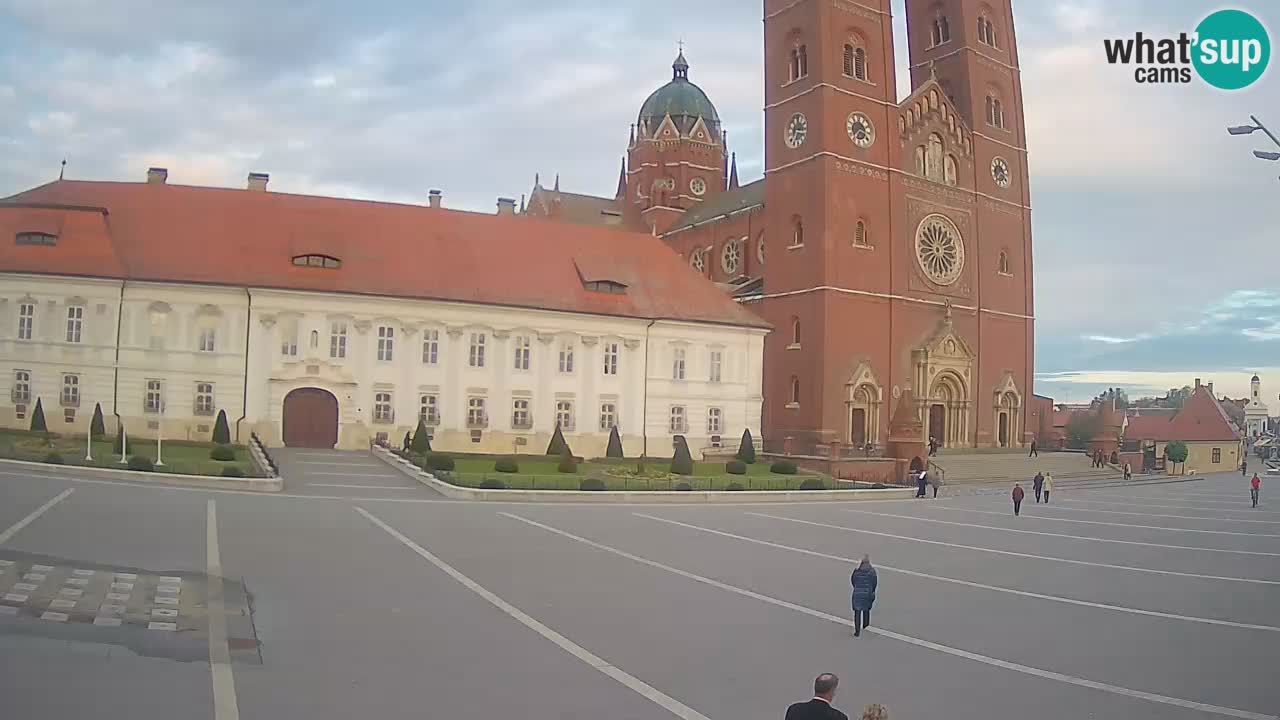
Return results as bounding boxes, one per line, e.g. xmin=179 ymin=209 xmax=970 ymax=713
xmin=2 ymin=0 xmax=1278 ymax=402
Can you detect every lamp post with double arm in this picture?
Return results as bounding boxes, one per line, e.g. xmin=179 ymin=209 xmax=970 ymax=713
xmin=1228 ymin=116 xmax=1280 ymax=174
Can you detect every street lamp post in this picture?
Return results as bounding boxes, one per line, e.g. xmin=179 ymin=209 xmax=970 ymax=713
xmin=156 ymin=402 xmax=165 ymax=467
xmin=1227 ymin=115 xmax=1280 ymax=177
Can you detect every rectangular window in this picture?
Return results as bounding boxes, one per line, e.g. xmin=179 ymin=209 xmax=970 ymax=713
xmin=281 ymin=320 xmax=298 ymax=357
xmin=61 ymin=374 xmax=79 ymax=407
xmin=512 ymin=399 xmax=531 ymax=429
xmin=377 ymin=326 xmax=395 ymax=362
xmin=65 ymin=306 xmax=83 ymax=343
xmin=419 ymin=394 xmax=440 ymax=425
xmin=330 ymin=322 xmax=348 ymax=359
xmin=707 ymin=407 xmax=723 ymax=434
xmin=1212 ymin=448 xmax=1222 ymax=464
xmin=64 ymin=408 xmax=75 ymax=424
xmin=198 ymin=327 xmax=216 ymax=353
xmin=709 ymin=350 xmax=723 ymax=383
xmin=602 ymin=343 xmax=619 ymax=376
xmin=373 ymin=392 xmax=394 ymax=423
xmin=469 ymin=333 xmax=486 ymax=368
xmin=467 ymin=397 xmax=488 ymax=428
xmin=195 ymin=382 xmax=214 ymax=415
xmin=514 ymin=336 xmax=531 ymax=370
xmin=422 ymin=329 xmax=439 ymax=365
xmin=599 ymin=403 xmax=617 ymax=432
xmin=669 ymin=406 xmax=687 ymax=433
xmin=555 ymin=400 xmax=575 ymax=431
xmin=144 ymin=380 xmax=164 ymax=414
xmin=12 ymin=370 xmax=31 ymax=403
xmin=558 ymin=343 xmax=574 ymax=373
xmin=17 ymin=303 xmax=34 ymax=341
xmin=672 ymin=347 xmax=686 ymax=381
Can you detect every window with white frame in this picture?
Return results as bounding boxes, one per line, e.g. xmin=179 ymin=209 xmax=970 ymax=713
xmin=555 ymin=400 xmax=575 ymax=431
xmin=709 ymin=350 xmax=723 ymax=383
xmin=558 ymin=342 xmax=575 ymax=373
xmin=467 ymin=397 xmax=488 ymax=427
xmin=330 ymin=321 xmax=348 ymax=359
xmin=514 ymin=335 xmax=531 ymax=370
xmin=61 ymin=374 xmax=79 ymax=407
xmin=422 ymin=329 xmax=439 ymax=365
xmin=419 ymin=394 xmax=439 ymax=425
xmin=17 ymin=303 xmax=34 ymax=341
xmin=672 ymin=347 xmax=686 ymax=380
xmin=469 ymin=333 xmax=486 ymax=368
xmin=373 ymin=392 xmax=394 ymax=423
xmin=669 ymin=405 xmax=688 ymax=433
xmin=281 ymin=319 xmax=298 ymax=357
xmin=150 ymin=311 xmax=168 ymax=350
xmin=377 ymin=326 xmax=395 ymax=362
xmin=602 ymin=342 xmax=619 ymax=376
xmin=65 ymin=305 xmax=83 ymax=343
xmin=599 ymin=402 xmax=617 ymax=431
xmin=145 ymin=380 xmax=164 ymax=413
xmin=198 ymin=327 xmax=216 ymax=353
xmin=707 ymin=407 xmax=723 ymax=434
xmin=512 ymin=398 xmax=532 ymax=429
xmin=12 ymin=370 xmax=31 ymax=403
xmin=195 ymin=382 xmax=214 ymax=415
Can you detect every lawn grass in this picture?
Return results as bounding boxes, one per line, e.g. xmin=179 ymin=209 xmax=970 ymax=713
xmin=0 ymin=429 xmax=259 ymax=478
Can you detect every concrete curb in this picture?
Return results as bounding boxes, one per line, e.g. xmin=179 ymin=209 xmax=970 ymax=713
xmin=370 ymin=446 xmax=916 ymax=503
xmin=0 ymin=456 xmax=284 ymax=493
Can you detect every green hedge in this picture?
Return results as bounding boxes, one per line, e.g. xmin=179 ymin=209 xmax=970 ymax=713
xmin=771 ymin=460 xmax=798 ymax=475
xmin=127 ymin=455 xmax=154 ymax=472
xmin=726 ymin=460 xmax=747 ymax=475
xmin=494 ymin=457 xmax=519 ymax=473
xmin=210 ymin=445 xmax=235 ymax=461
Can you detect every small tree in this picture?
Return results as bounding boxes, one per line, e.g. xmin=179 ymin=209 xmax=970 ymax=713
xmin=546 ymin=422 xmax=572 ymax=457
xmin=736 ymin=428 xmax=756 ymax=464
xmin=671 ymin=435 xmax=694 ymax=476
xmin=212 ymin=410 xmax=231 ymax=445
xmin=411 ymin=417 xmax=433 ymax=453
xmin=90 ymin=403 xmax=106 ymax=439
xmin=1065 ymin=412 xmax=1100 ymax=450
xmin=29 ymin=398 xmax=47 ymax=433
xmin=606 ymin=425 xmax=624 ymax=458
xmin=1165 ymin=440 xmax=1189 ymax=474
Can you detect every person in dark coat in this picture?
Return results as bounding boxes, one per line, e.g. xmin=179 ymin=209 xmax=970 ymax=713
xmin=1012 ymin=483 xmax=1025 ymax=516
xmin=1028 ymin=439 xmax=1038 ymax=458
xmin=1242 ymin=459 xmax=1248 ymax=477
xmin=785 ymin=673 xmax=848 ymax=720
xmin=915 ymin=469 xmax=927 ymax=498
xmin=850 ymin=555 xmax=877 ymax=637
xmin=1032 ymin=472 xmax=1044 ymax=503
xmin=402 ymin=431 xmax=411 ymax=452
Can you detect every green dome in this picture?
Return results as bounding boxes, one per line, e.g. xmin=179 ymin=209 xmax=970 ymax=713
xmin=638 ymin=52 xmax=721 ymax=135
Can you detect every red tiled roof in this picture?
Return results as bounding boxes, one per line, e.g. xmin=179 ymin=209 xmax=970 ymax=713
xmin=1122 ymin=414 xmax=1171 ymax=441
xmin=1123 ymin=388 xmax=1240 ymax=442
xmin=2 ymin=180 xmax=767 ymax=329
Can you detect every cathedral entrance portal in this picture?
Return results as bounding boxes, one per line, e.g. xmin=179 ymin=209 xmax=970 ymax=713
xmin=929 ymin=404 xmax=945 ymax=446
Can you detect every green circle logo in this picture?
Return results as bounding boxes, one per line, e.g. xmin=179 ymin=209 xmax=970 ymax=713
xmin=1193 ymin=9 xmax=1271 ymax=90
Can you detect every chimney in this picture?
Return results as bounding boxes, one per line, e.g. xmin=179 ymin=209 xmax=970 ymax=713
xmin=1194 ymin=378 xmax=1201 ymax=389
xmin=496 ymin=197 xmax=516 ymax=215
xmin=146 ymin=167 xmax=168 ymax=185
xmin=428 ymin=189 xmax=442 ymax=209
xmin=1208 ymin=381 xmax=1214 ymax=396
xmin=247 ymin=172 xmax=269 ymax=192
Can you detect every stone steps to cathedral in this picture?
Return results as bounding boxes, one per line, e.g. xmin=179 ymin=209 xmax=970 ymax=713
xmin=930 ymin=451 xmax=1115 ymax=484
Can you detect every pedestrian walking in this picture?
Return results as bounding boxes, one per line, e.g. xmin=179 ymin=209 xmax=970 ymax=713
xmin=1252 ymin=473 xmax=1261 ymax=508
xmin=928 ymin=436 xmax=939 ymax=457
xmin=1123 ymin=462 xmax=1132 ymax=481
xmin=1042 ymin=472 xmax=1053 ymax=503
xmin=402 ymin=431 xmax=411 ymax=452
xmin=915 ymin=469 xmax=928 ymax=498
xmin=785 ymin=673 xmax=848 ymax=720
xmin=928 ymin=470 xmax=941 ymax=498
xmin=1032 ymin=472 xmax=1044 ymax=503
xmin=850 ymin=555 xmax=877 ymax=637
xmin=1242 ymin=459 xmax=1248 ymax=477
xmin=1012 ymin=482 xmax=1025 ymax=516
xmin=1029 ymin=439 xmax=1038 ymax=458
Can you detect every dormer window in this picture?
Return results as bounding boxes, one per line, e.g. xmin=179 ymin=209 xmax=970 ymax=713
xmin=583 ymin=280 xmax=628 ymax=295
xmin=292 ymin=254 xmax=341 ymax=269
xmin=15 ymin=232 xmax=56 ymax=246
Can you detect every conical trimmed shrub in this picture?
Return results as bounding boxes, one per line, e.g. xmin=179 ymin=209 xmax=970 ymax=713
xmin=671 ymin=435 xmax=694 ymax=475
xmin=411 ymin=417 xmax=433 ymax=453
xmin=735 ymin=428 xmax=756 ymax=464
xmin=90 ymin=403 xmax=106 ymax=439
xmin=212 ymin=410 xmax=231 ymax=444
xmin=606 ymin=425 xmax=624 ymax=458
xmin=29 ymin=398 xmax=47 ymax=433
xmin=546 ymin=422 xmax=572 ymax=456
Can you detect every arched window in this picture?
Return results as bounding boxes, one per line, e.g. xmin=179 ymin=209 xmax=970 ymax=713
xmin=799 ymin=44 xmax=808 ymax=77
xmin=790 ymin=377 xmax=801 ymax=405
xmin=926 ymin=133 xmax=944 ymax=181
xmin=843 ymin=44 xmax=855 ymax=77
xmin=791 ymin=318 xmax=802 ymax=346
xmin=978 ymin=16 xmax=998 ymax=47
xmin=928 ymin=89 xmax=938 ymax=111
xmin=998 ymin=250 xmax=1011 ymax=275
xmin=944 ymin=155 xmax=958 ymax=186
xmin=986 ymin=96 xmax=1005 ymax=128
xmin=791 ymin=217 xmax=804 ymax=248
xmin=855 ymin=47 xmax=867 ymax=80
xmin=940 ymin=15 xmax=951 ymax=42
xmin=789 ymin=48 xmax=801 ymax=81
xmin=854 ymin=220 xmax=869 ymax=248
xmin=915 ymin=146 xmax=926 ymax=175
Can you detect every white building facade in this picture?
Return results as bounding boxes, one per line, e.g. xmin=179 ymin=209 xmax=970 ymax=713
xmin=1245 ymin=374 xmax=1270 ymax=439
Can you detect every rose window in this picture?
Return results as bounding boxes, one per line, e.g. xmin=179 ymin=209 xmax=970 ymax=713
xmin=722 ymin=240 xmax=741 ymax=275
xmin=915 ymin=214 xmax=964 ymax=285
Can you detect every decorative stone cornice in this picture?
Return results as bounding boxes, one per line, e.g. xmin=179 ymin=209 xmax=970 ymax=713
xmin=580 ymin=336 xmax=599 ymax=347
xmin=446 ymin=326 xmax=464 ymax=339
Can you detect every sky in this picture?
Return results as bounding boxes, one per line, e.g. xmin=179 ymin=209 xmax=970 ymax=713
xmin=1 ymin=0 xmax=1278 ymax=403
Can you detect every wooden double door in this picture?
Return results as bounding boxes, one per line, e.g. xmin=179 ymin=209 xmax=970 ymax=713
xmin=282 ymin=388 xmax=339 ymax=448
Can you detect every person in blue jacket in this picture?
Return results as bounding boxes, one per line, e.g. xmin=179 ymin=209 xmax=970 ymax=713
xmin=850 ymin=555 xmax=878 ymax=637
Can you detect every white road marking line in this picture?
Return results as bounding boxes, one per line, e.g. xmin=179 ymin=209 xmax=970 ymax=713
xmin=159 ymin=576 xmax=182 ymax=584
xmin=59 ymin=588 xmax=84 ymax=597
xmin=114 ymin=572 xmax=138 ymax=580
xmin=48 ymin=598 xmax=77 ymax=610
xmin=148 ymin=621 xmax=178 ymax=631
xmin=206 ymin=500 xmax=240 ymax=720
xmin=105 ymin=592 xmax=130 ymax=602
xmin=1031 ymin=503 xmax=1280 ymax=525
xmin=838 ymin=508 xmax=1280 ymax=557
xmin=152 ymin=607 xmax=179 ymax=618
xmin=156 ymin=596 xmax=180 ymax=606
xmin=23 ymin=573 xmax=47 ymax=581
xmin=302 ymin=472 xmax=404 ymax=479
xmin=0 ymin=488 xmax=74 ymax=545
xmin=1064 ymin=497 xmax=1277 ymax=514
xmin=93 ymin=617 xmax=121 ymax=627
xmin=750 ymin=513 xmax=1280 ymax=586
xmin=929 ymin=504 xmax=1280 ymax=537
xmin=634 ymin=513 xmax=1280 ymax=633
xmin=65 ymin=578 xmax=89 ymax=586
xmin=307 ymin=483 xmax=416 ymax=489
xmin=504 ymin=512 xmax=1277 ymax=720
xmin=1085 ymin=493 xmax=1268 ymax=509
xmin=354 ymin=506 xmax=710 ymax=720
xmin=292 ymin=462 xmax=386 ymax=468
xmin=3 ymin=593 xmax=28 ymax=602
xmin=98 ymin=603 xmax=126 ymax=614
xmin=30 ymin=564 xmax=55 ymax=572
xmin=71 ymin=568 xmax=95 ymax=576
xmin=13 ymin=583 xmax=38 ymax=592
xmin=40 ymin=611 xmax=69 ymax=622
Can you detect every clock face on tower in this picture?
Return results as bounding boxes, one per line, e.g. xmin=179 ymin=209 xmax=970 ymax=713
xmin=991 ymin=157 xmax=1012 ymax=188
xmin=846 ymin=112 xmax=875 ymax=148
xmin=785 ymin=113 xmax=808 ymax=149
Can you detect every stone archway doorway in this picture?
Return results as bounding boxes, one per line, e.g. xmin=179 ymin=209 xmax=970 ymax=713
xmin=283 ymin=388 xmax=339 ymax=448
xmin=929 ymin=404 xmax=945 ymax=446
xmin=998 ymin=411 xmax=1010 ymax=447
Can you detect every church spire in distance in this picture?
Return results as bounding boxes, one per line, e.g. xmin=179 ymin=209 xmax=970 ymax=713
xmin=728 ymin=153 xmax=739 ymax=190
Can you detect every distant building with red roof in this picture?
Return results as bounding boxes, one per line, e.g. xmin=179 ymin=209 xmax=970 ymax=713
xmin=1121 ymin=380 xmax=1242 ymax=473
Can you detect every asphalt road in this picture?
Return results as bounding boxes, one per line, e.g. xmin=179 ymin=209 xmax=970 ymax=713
xmin=1 ymin=456 xmax=1276 ymax=720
